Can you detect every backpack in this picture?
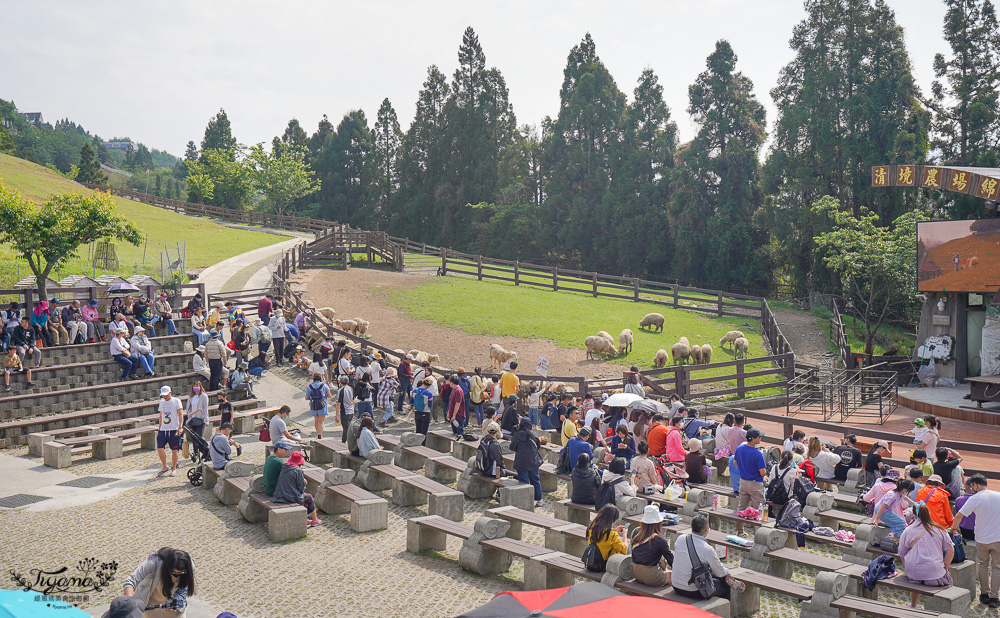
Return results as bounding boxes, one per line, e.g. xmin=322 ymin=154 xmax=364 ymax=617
xmin=258 ymin=325 xmax=272 ymax=344
xmin=766 ymin=466 xmax=793 ymax=506
xmin=308 ymin=383 xmax=325 ymax=411
xmin=596 ymin=476 xmax=625 ymax=509
xmin=582 ymin=539 xmax=607 ymax=573
xmin=792 ymin=476 xmax=817 ymax=506
xmin=356 ymin=381 xmax=371 ymax=402
xmin=799 ymin=460 xmax=816 ymax=483
xmin=475 ymin=439 xmax=496 ymax=476
xmin=555 ymin=448 xmax=571 ymax=475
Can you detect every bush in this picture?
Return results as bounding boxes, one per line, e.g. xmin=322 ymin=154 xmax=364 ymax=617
xmin=809 ymin=306 xmax=833 ymax=320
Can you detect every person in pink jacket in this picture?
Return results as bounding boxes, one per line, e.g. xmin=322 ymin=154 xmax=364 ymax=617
xmin=664 ymin=416 xmax=687 ymax=463
xmin=80 ymin=299 xmax=107 ymax=342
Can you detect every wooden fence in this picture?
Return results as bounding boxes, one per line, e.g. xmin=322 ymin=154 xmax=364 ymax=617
xmin=636 ymin=353 xmax=795 ymax=401
xmin=4 ymin=282 xmax=206 ymax=314
xmin=82 ymin=184 xmax=332 ymax=234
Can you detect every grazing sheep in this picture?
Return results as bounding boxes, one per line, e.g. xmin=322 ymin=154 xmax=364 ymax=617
xmin=352 ymin=318 xmax=370 ymax=335
xmin=734 ymin=337 xmax=750 ymax=360
xmin=690 ymin=344 xmax=703 ymax=364
xmin=719 ymin=330 xmax=745 ymax=349
xmin=679 ymin=336 xmax=690 ymax=347
xmin=597 ymin=331 xmax=615 ymax=345
xmin=618 ymin=329 xmax=633 ymax=355
xmin=413 ymin=351 xmax=440 ymax=365
xmin=970 ymin=256 xmax=979 ymax=268
xmin=545 ymin=381 xmax=573 ymax=394
xmin=586 ymin=335 xmax=617 ymax=360
xmin=316 ymin=306 xmax=337 ymax=321
xmin=671 ymin=342 xmax=691 ymax=365
xmin=488 ymin=343 xmax=518 ymax=369
xmin=653 ymin=348 xmax=669 ymax=368
xmin=700 ymin=343 xmax=713 ymax=364
xmin=639 ymin=313 xmax=665 ymax=332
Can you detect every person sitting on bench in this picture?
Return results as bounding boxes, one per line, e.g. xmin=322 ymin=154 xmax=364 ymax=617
xmin=210 ymin=423 xmax=237 ymax=470
xmin=476 ymin=425 xmax=507 ymax=500
xmin=571 ymin=452 xmax=602 ymax=505
xmin=899 ymin=503 xmax=956 ymax=608
xmin=672 ymin=515 xmax=734 ymax=600
xmin=273 ymin=451 xmax=322 ymax=527
xmin=3 ymin=347 xmax=33 ymax=391
xmin=263 ymin=442 xmax=289 ymax=496
xmin=631 ymin=505 xmax=674 ymax=586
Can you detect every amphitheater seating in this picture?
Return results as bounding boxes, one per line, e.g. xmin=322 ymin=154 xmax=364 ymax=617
xmin=614 ymin=581 xmax=730 ymax=616
xmin=39 ymin=331 xmax=195 ymax=366
xmin=2 ymin=351 xmax=196 ymax=394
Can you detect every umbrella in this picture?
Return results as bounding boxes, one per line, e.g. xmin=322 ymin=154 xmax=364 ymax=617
xmin=602 ymin=392 xmax=643 ymax=408
xmin=0 ymin=590 xmax=91 ymax=617
xmin=106 ymin=283 xmax=140 ymax=296
xmin=630 ymin=398 xmax=669 ymax=414
xmin=458 ymin=582 xmax=719 ymax=617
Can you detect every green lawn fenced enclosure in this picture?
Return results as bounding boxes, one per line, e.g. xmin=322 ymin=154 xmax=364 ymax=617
xmin=379 ymin=275 xmax=788 ymax=400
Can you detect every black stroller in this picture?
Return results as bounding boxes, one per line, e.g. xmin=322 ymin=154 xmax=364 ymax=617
xmin=185 ymin=425 xmax=210 ymax=486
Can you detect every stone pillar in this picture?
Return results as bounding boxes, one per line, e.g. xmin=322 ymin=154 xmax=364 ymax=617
xmin=312 ymin=440 xmax=344 ymax=465
xmin=525 ymin=552 xmax=573 ymax=591
xmin=27 ymin=432 xmax=54 ymax=457
xmin=212 ymin=460 xmax=254 ymax=505
xmin=842 ymin=524 xmax=886 ymax=566
xmin=93 ymin=435 xmax=123 ymax=460
xmin=458 ymin=517 xmax=513 ymax=575
xmin=393 ymin=432 xmax=433 ymax=469
xmin=802 ymin=491 xmax=835 ymax=527
xmin=741 ymin=527 xmax=791 ymax=579
xmin=237 ymin=475 xmax=268 ymax=522
xmin=499 ymin=483 xmax=536 ymax=512
xmin=600 ymin=554 xmax=633 ymax=589
xmin=356 ymin=450 xmax=397 ymax=491
xmin=43 ymin=442 xmax=72 ymax=469
xmin=682 ymin=487 xmax=713 ymax=518
xmin=268 ymin=505 xmax=307 ymax=542
xmin=842 ymin=467 xmax=864 ymax=496
xmin=424 ymin=456 xmax=460 ymax=484
xmin=728 ymin=568 xmax=762 ymax=618
xmin=407 ymin=516 xmax=447 ymax=553
xmin=554 ymin=499 xmax=592 ymax=526
xmin=800 ymin=571 xmax=848 ymax=618
xmin=457 ymin=456 xmax=495 ymax=499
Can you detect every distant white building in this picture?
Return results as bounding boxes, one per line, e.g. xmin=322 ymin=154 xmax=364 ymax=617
xmin=102 ymin=139 xmax=133 ymax=151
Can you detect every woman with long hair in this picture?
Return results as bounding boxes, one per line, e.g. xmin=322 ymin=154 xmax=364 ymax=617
xmin=807 ymin=436 xmax=841 ymax=480
xmin=185 ymin=381 xmax=209 ymax=438
xmin=630 ymin=505 xmax=673 ymax=586
xmin=898 ymin=504 xmax=955 ymax=608
xmin=585 ymin=504 xmax=628 ymax=569
xmin=355 ymin=416 xmax=381 ymax=457
xmin=918 ymin=415 xmax=941 ymax=455
xmin=122 ymin=547 xmax=196 ymax=616
xmin=714 ymin=412 xmax=736 ymax=474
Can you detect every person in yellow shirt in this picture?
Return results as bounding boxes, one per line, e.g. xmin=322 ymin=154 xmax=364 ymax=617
xmin=586 ymin=504 xmax=629 ymax=567
xmin=562 ymin=406 xmax=580 ymax=445
xmin=499 ymin=361 xmax=520 ymax=409
xmin=3 ymin=348 xmax=34 ymax=391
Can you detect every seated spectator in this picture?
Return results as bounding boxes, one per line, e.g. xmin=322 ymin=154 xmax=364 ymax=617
xmin=603 ymin=457 xmax=636 ymax=503
xmin=3 ymin=301 xmax=21 ymax=342
xmin=671 ymin=515 xmax=733 ymax=600
xmin=3 ymin=347 xmax=34 ymax=391
xmin=230 ymin=362 xmax=255 ymax=399
xmin=269 ymin=405 xmax=304 ymax=447
xmin=477 ymin=425 xmax=506 ymax=481
xmin=766 ymin=451 xmax=799 ymax=507
xmin=209 ymin=422 xmax=236 ymax=470
xmin=630 ymin=505 xmax=674 ymax=586
xmin=873 ymin=479 xmax=916 ymax=537
xmin=899 ymin=504 xmax=955 ymax=608
xmin=108 ymin=312 xmax=131 ymax=338
xmin=30 ymin=300 xmax=53 ymax=347
xmin=186 ymin=292 xmax=203 ymax=316
xmin=863 ymin=468 xmax=899 ymax=507
xmin=664 ymin=416 xmax=687 ymax=464
xmin=681 ymin=407 xmax=716 ymax=439
xmin=783 ymin=429 xmax=807 ymax=453
xmin=953 ymin=480 xmax=976 ymax=541
xmin=272 ymin=451 xmax=322 ymax=526
xmin=500 ymin=395 xmax=520 ymax=437
xmin=571 ymin=453 xmax=601 ymax=505
xmin=609 ymin=425 xmax=636 ymax=468
xmin=63 ymin=301 xmax=87 ymax=344
xmin=632 ymin=441 xmax=663 ymax=495
xmin=933 ymin=447 xmax=964 ymax=500
xmin=154 ymin=292 xmax=177 ymax=336
xmin=81 ymin=299 xmax=107 ymax=342
xmin=586 ymin=416 xmax=608 ymax=450
xmin=191 ymin=306 xmax=210 ymax=346
xmin=566 ymin=427 xmax=594 ymax=469
xmin=263 ymin=442 xmax=289 ymax=495
xmin=791 ymin=443 xmax=806 ymax=464
xmin=585 ymin=504 xmax=628 ymax=568
xmin=684 ymin=438 xmax=709 ymax=484
xmin=833 ymin=434 xmax=863 ymax=481
xmin=907 ymin=468 xmax=925 ymax=501
xmin=864 ymin=441 xmax=891 ymax=488
xmin=129 ymin=326 xmax=155 ymax=377
xmin=109 ymin=329 xmax=137 ymax=381
xmin=910 ymin=449 xmax=933 ymax=479
xmin=807 ymin=436 xmax=841 ymax=480
xmin=915 ymin=474 xmax=954 ymax=529
xmin=356 ymin=416 xmax=381 ymax=457
xmin=47 ymin=298 xmax=69 ymax=345
xmin=12 ymin=317 xmax=41 ymax=369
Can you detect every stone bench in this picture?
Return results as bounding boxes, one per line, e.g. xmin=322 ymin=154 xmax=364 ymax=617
xmin=705 ymin=508 xmax=770 ymax=533
xmin=391 ymin=432 xmax=445 ymax=470
xmin=615 ymin=580 xmax=731 ymax=617
xmin=803 ymin=572 xmax=961 ymax=618
xmin=0 ymin=351 xmax=193 ymax=394
xmin=311 ymin=438 xmax=349 ymax=464
xmin=486 ymin=505 xmax=588 ymax=556
xmin=535 ymin=551 xmax=634 ymax=590
xmin=728 ymin=566 xmax=815 ymax=617
xmin=312 ymin=467 xmax=388 ymax=532
xmin=553 ymin=496 xmax=647 ymax=526
xmin=455 ymin=456 xmax=535 ymax=511
xmin=111 ymin=424 xmax=158 ymax=451
xmin=234 ymin=475 xmax=308 ymax=542
xmin=425 ymin=429 xmax=458 ymax=454
xmin=212 ymin=461 xmax=255 ymax=504
xmin=475 ymin=536 xmax=562 ymax=589
xmin=423 ymin=454 xmax=467 ymax=484
xmin=43 ymin=433 xmax=123 ymax=468
xmin=40 ymin=332 xmax=196 ymax=366
xmin=406 ymin=514 xmax=475 ymax=553
xmin=391 ymin=474 xmax=463 ymax=522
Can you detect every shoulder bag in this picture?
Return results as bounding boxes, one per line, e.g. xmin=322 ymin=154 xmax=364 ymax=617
xmin=686 ymin=535 xmax=717 ymax=599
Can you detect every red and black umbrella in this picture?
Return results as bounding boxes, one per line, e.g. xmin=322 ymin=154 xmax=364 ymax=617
xmin=458 ymin=582 xmax=718 ymax=617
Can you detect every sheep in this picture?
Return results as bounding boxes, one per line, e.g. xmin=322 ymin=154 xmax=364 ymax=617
xmin=734 ymin=337 xmax=750 ymax=360
xmin=597 ymin=331 xmax=615 ymax=345
xmin=671 ymin=342 xmax=691 ymax=365
xmin=700 ymin=343 xmax=713 ymax=364
xmin=679 ymin=336 xmax=689 ymax=347
xmin=719 ymin=330 xmax=745 ymax=349
xmin=316 ymin=306 xmax=337 ymax=321
xmin=970 ymin=256 xmax=979 ymax=268
xmin=305 ymin=326 xmax=327 ymax=348
xmin=639 ymin=312 xmax=664 ymax=332
xmin=653 ymin=348 xmax=669 ymax=368
xmin=488 ymin=343 xmax=518 ymax=369
xmin=544 ymin=381 xmax=573 ymax=394
xmin=352 ymin=318 xmax=370 ymax=335
xmin=690 ymin=344 xmax=703 ymax=364
xmin=410 ymin=350 xmax=440 ymax=364
xmin=333 ymin=318 xmax=357 ymax=334
xmin=618 ymin=329 xmax=633 ymax=355
xmin=586 ymin=335 xmax=617 ymax=360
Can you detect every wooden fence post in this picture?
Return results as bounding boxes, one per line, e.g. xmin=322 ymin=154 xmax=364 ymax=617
xmin=514 ymin=261 xmax=520 ymax=286
xmin=676 ymin=366 xmax=687 ymax=400
xmin=477 ymin=255 xmax=483 ymax=280
xmin=634 ymin=278 xmax=640 ymax=301
xmin=736 ymin=361 xmax=746 ymax=398
xmin=673 ymin=285 xmax=679 ymax=309
xmin=441 ymin=249 xmax=448 ymax=276
xmin=405 ymin=237 xmax=410 ymax=252
xmin=553 ymin=267 xmax=558 ymax=292
xmin=592 ymin=272 xmax=598 ymax=297
xmin=717 ymin=291 xmax=724 ymax=317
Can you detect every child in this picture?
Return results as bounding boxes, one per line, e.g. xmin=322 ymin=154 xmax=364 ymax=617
xmin=791 ymin=443 xmax=806 ymax=464
xmin=489 ymin=377 xmax=501 ymax=409
xmin=3 ymin=347 xmax=33 ymax=391
xmin=217 ymin=392 xmax=233 ymax=427
xmin=902 ymin=417 xmax=927 ymax=445
xmin=872 ymin=479 xmax=916 ymax=538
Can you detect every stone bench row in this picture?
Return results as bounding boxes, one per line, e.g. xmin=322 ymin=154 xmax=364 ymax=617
xmin=1 ymin=351 xmax=194 ymax=396
xmin=39 ymin=332 xmax=197 ymax=366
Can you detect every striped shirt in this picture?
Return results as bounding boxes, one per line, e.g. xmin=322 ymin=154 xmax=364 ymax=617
xmin=377 ymin=377 xmax=398 ymax=409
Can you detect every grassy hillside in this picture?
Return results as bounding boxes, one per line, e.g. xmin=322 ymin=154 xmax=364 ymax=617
xmin=0 ymin=153 xmax=288 ymax=287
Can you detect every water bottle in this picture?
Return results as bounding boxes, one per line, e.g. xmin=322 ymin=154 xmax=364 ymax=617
xmin=712 ymin=495 xmax=719 ymax=511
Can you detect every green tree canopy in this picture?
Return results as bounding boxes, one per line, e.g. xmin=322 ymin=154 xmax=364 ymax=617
xmin=201 ymin=108 xmax=237 ymax=159
xmin=75 ymin=144 xmax=106 ymax=185
xmin=247 ymin=143 xmax=320 ymax=217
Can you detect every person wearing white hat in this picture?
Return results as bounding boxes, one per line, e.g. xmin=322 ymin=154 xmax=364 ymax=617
xmin=630 ymin=505 xmax=674 ymax=586
xmin=130 ymin=326 xmax=156 ymax=377
xmin=155 ymin=385 xmax=184 ymax=477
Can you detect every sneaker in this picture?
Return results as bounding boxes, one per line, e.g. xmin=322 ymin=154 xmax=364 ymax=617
xmin=988 ymin=598 xmax=1000 ymax=609
xmin=981 ymin=594 xmax=991 ymax=605
xmin=170 ymin=469 xmax=177 ymax=477
xmin=535 ymin=501 xmax=544 ymax=507
xmin=3 ymin=386 xmax=10 ymax=392
xmin=309 ymin=518 xmax=323 ymax=526
xmin=26 ymin=382 xmax=34 ymax=387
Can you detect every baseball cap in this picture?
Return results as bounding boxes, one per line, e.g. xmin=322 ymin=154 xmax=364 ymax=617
xmin=159 ymin=386 xmax=171 ymax=396
xmin=405 ymin=353 xmax=414 ymax=360
xmin=485 ymin=421 xmax=500 ymax=435
xmin=273 ymin=441 xmax=291 ymax=451
xmin=508 ymin=394 xmax=519 ymax=401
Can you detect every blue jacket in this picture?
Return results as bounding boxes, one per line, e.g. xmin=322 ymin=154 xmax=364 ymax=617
xmin=566 ymin=437 xmax=593 ymax=469
xmin=459 ymin=376 xmax=471 ymax=399
xmin=610 ymin=435 xmax=636 ymax=467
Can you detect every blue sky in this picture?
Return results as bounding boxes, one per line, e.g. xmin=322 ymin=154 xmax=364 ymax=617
xmin=1 ymin=0 xmax=949 ymax=156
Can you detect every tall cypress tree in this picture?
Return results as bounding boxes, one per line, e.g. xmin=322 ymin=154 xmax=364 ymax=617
xmin=75 ymin=143 xmax=106 ymax=185
xmin=312 ymin=110 xmax=373 ymax=225
xmin=201 ymin=108 xmax=237 ymax=159
xmin=272 ymin=118 xmax=309 ymax=157
xmin=372 ymin=98 xmax=403 ymax=227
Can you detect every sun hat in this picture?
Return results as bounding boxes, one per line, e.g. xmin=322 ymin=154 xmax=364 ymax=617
xmin=134 ymin=326 xmax=144 ymax=333
xmin=160 ymin=386 xmax=171 ymax=396
xmin=912 ymin=418 xmax=926 ymax=427
xmin=688 ymin=438 xmax=702 ymax=452
xmin=927 ymin=474 xmax=944 ymax=484
xmin=196 ymin=345 xmax=205 ymax=353
xmin=287 ymin=451 xmax=306 ymax=466
xmin=210 ymin=330 xmax=219 ymax=338
xmin=88 ymin=299 xmax=99 ymax=307
xmin=640 ymin=504 xmax=664 ymax=525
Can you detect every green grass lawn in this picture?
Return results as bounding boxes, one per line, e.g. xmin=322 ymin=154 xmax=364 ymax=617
xmin=0 ymin=153 xmax=289 ymax=287
xmin=380 ymin=274 xmax=784 ymax=399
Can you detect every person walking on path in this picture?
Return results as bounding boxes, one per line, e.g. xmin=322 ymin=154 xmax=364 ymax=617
xmin=953 ymin=473 xmax=1000 ymax=608
xmin=155 ymin=385 xmax=184 ymax=477
xmin=397 ymin=354 xmax=413 ymax=415
xmin=336 ymin=375 xmax=355 ymax=442
xmin=273 ymin=450 xmax=322 ymax=527
xmin=130 ymin=326 xmax=155 ymax=377
xmin=268 ymin=308 xmax=287 ymax=366
xmin=109 ymin=329 xmax=136 ymax=381
xmin=305 ymin=373 xmax=330 ymax=439
xmin=511 ymin=417 xmax=544 ymax=507
xmin=447 ymin=375 xmax=467 ymax=437
xmin=257 ymin=294 xmax=273 ymax=326
xmin=203 ymin=330 xmax=229 ymax=391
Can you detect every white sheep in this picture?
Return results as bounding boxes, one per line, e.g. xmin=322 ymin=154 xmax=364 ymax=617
xmin=679 ymin=336 xmax=690 ymax=347
xmin=734 ymin=337 xmax=750 ymax=359
xmin=597 ymin=331 xmax=615 ymax=345
xmin=970 ymin=256 xmax=979 ymax=268
xmin=585 ymin=335 xmax=616 ymax=360
xmin=653 ymin=348 xmax=669 ymax=368
xmin=618 ymin=329 xmax=633 ymax=355
xmin=352 ymin=318 xmax=370 ymax=335
xmin=671 ymin=342 xmax=691 ymax=365
xmin=690 ymin=344 xmax=703 ymax=364
xmin=639 ymin=313 xmax=664 ymax=332
xmin=700 ymin=343 xmax=713 ymax=364
xmin=333 ymin=319 xmax=357 ymax=335
xmin=316 ymin=306 xmax=337 ymax=321
xmin=488 ymin=343 xmax=518 ymax=369
xmin=410 ymin=350 xmax=441 ymax=364
xmin=720 ymin=330 xmax=745 ymax=349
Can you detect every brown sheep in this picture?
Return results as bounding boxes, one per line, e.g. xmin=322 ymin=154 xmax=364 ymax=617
xmin=639 ymin=313 xmax=665 ymax=332
xmin=586 ymin=335 xmax=617 ymax=360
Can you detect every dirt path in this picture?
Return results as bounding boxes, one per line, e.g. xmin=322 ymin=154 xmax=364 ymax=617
xmin=287 ymin=267 xmax=626 ymax=382
xmin=773 ymin=307 xmax=834 ymax=367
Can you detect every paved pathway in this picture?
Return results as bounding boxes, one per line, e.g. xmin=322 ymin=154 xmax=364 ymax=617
xmin=196 ymin=235 xmax=308 ymax=295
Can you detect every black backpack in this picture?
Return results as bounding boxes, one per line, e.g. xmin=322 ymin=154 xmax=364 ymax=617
xmin=582 ymin=539 xmax=607 ymax=572
xmin=555 ymin=448 xmax=571 ymax=475
xmin=792 ymin=476 xmax=817 ymax=506
xmin=765 ymin=466 xmax=793 ymax=506
xmin=475 ymin=439 xmax=495 ymax=476
xmin=596 ymin=476 xmax=625 ymax=509
xmin=308 ymin=383 xmax=325 ymax=411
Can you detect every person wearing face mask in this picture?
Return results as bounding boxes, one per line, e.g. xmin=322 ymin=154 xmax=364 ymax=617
xmin=185 ymin=381 xmax=209 ymax=439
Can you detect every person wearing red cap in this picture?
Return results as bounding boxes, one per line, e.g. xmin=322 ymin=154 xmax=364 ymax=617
xmin=272 ymin=451 xmax=322 ymax=526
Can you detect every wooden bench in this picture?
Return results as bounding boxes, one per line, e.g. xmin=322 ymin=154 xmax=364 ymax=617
xmin=729 ymin=566 xmax=815 ymax=617
xmin=406 ymin=514 xmax=474 ymax=553
xmin=43 ymin=433 xmax=123 ymax=468
xmin=537 ymin=552 xmax=606 ymax=586
xmin=391 ymin=474 xmax=464 ymax=521
xmin=479 ymin=536 xmax=564 ymax=590
xmin=830 ymin=595 xmax=956 ymax=618
xmin=486 ymin=505 xmax=588 ymax=555
xmin=615 ymin=580 xmax=731 ymax=616
xmin=113 ymin=425 xmax=158 ymax=451
xmin=553 ymin=496 xmax=648 ymax=526
xmin=233 ymin=475 xmax=308 ymax=542
xmin=455 ymin=455 xmax=535 ymax=510
xmin=388 ymin=432 xmax=439 ymax=470
xmin=362 ymin=461 xmax=417 ymax=492
xmin=312 ymin=438 xmax=349 ymax=464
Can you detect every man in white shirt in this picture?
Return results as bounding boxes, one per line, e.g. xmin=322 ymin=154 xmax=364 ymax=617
xmin=155 ymin=385 xmax=184 ymax=478
xmin=584 ymin=403 xmax=603 ymax=433
xmin=671 ymin=516 xmax=733 ymax=600
xmin=953 ymin=474 xmax=1000 ymax=608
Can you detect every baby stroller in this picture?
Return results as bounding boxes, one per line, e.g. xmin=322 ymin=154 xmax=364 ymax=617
xmin=185 ymin=425 xmax=210 ymax=487
xmin=654 ymin=455 xmax=690 ymax=494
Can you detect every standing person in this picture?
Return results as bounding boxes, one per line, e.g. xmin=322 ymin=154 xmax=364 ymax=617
xmin=511 ymin=417 xmax=544 ymax=507
xmin=377 ymin=366 xmax=399 ymax=426
xmin=29 ymin=300 xmax=53 ymax=347
xmin=499 ymin=361 xmax=520 ymax=409
xmin=191 ymin=306 xmax=210 ymax=345
xmin=562 ymin=406 xmax=580 ymax=446
xmin=203 ymin=330 xmax=229 ymax=391
xmin=397 ymin=354 xmax=413 ymax=415
xmin=209 ymin=423 xmax=237 ymax=470
xmin=500 ymin=394 xmax=520 ymax=437
xmin=355 ymin=373 xmax=374 ymax=421
xmin=217 ymin=392 xmax=233 ymax=427
xmin=207 ymin=303 xmax=223 ymax=332
xmin=305 ymin=373 xmax=331 ymax=439
xmin=833 ymin=434 xmax=863 ymax=481
xmin=624 ymin=372 xmax=644 ymax=397
xmin=585 ymin=504 xmax=629 ymax=568
xmin=918 ymin=415 xmax=941 ymax=455
xmin=526 ymin=385 xmax=541 ymax=427
xmin=671 ymin=516 xmax=734 ymax=600
xmin=268 ymin=308 xmax=287 ymax=366
xmin=154 ymin=292 xmax=177 ymax=336
xmin=447 ymin=375 xmax=467 ymax=437
xmin=62 ymin=300 xmax=85 ymax=344
xmin=411 ymin=379 xmax=434 ymax=443
xmin=899 ymin=505 xmax=956 ymax=608
xmin=734 ymin=429 xmax=767 ymax=516
xmin=257 ymin=294 xmax=273 ymax=326
xmin=539 ymin=394 xmax=557 ymax=431
xmin=783 ymin=429 xmax=807 ymax=453
xmin=631 ymin=505 xmax=674 ymax=586
xmin=272 ymin=451 xmax=322 ymax=527
xmin=873 ymin=479 xmax=917 ymax=537
xmin=457 ymin=367 xmax=472 ymax=423
xmin=185 ymin=381 xmax=209 ymax=439
xmin=155 ymin=386 xmax=184 ymax=477
xmin=192 ymin=345 xmax=229 ymax=386
xmin=470 ymin=366 xmax=488 ymax=427
xmin=336 ymin=376 xmax=355 ymax=442
xmin=130 ymin=326 xmax=155 ymax=377
xmin=953 ymin=474 xmax=1000 ymax=608
xmin=632 ymin=441 xmax=663 ymax=494
xmin=230 ymin=321 xmax=250 ymax=368
xmin=369 ymin=353 xmax=384 ymax=404
xmin=714 ymin=413 xmax=735 ymax=474
xmin=932 ymin=447 xmax=964 ymax=498
xmin=224 ymin=301 xmax=245 ymax=327
xmin=3 ymin=347 xmax=34 ymax=391
xmin=109 ymin=329 xmax=136 ymax=381
xmin=46 ymin=298 xmax=69 ymax=345
xmin=121 ymin=547 xmax=195 ymax=616
xmin=489 ymin=376 xmax=502 ymax=411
